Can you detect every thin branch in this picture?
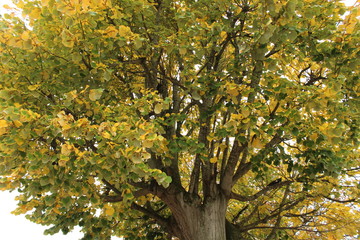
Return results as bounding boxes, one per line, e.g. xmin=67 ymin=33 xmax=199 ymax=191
xmin=230 ymin=181 xmax=291 ymax=201
xmin=322 ymin=195 xmax=357 ymax=203
xmin=131 ymin=202 xmax=169 ymax=227
xmin=241 ymin=196 xmax=305 ymax=231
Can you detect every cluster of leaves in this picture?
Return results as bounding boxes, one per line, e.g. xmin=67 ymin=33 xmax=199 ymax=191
xmin=0 ymin=0 xmax=359 ymax=239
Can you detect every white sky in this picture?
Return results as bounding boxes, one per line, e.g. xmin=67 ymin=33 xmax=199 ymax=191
xmin=0 ymin=0 xmax=357 ymax=239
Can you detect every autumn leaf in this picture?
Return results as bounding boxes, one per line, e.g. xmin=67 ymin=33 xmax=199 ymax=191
xmin=89 ymin=88 xmax=103 ymax=101
xmin=0 ymin=120 xmax=9 ymax=128
xmin=104 ymin=205 xmax=115 ymax=216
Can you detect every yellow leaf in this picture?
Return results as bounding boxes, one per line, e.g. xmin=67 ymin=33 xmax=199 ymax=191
xmin=87 ymin=177 xmax=95 ymax=184
xmin=41 ymin=0 xmax=50 ymax=6
xmin=53 ymin=207 xmax=61 ymax=214
xmin=81 ymin=0 xmax=91 ymax=9
xmin=2 ymin=5 xmax=12 ymax=10
xmin=58 ymin=158 xmax=69 ymax=167
xmin=103 ymin=26 xmax=118 ymax=38
xmin=28 ymin=84 xmax=40 ymax=91
xmin=77 ymin=151 xmax=86 ymax=158
xmin=220 ymin=31 xmax=227 ymax=40
xmin=323 ymin=88 xmax=336 ymax=98
xmin=210 ymin=157 xmax=217 ymax=163
xmin=104 ymin=205 xmax=115 ymax=216
xmin=143 ymin=140 xmax=153 ymax=148
xmin=14 ymin=137 xmax=24 ymax=145
xmin=89 ymin=88 xmax=104 ymax=101
xmin=179 ymin=48 xmax=187 ymax=55
xmin=61 ymin=144 xmax=73 ymax=156
xmin=0 ymin=128 xmax=7 ymax=136
xmin=102 ymin=131 xmax=111 ymax=139
xmin=142 ymin=152 xmax=151 ymax=159
xmin=13 ymin=120 xmax=23 ymax=128
xmin=21 ymin=31 xmax=30 ymax=41
xmin=154 ymin=103 xmax=163 ymax=114
xmin=76 ymin=118 xmax=88 ymax=127
xmin=309 ymin=133 xmax=318 ymax=141
xmin=61 ymin=29 xmax=75 ymax=48
xmin=118 ymin=25 xmax=132 ymax=37
xmin=251 ymin=137 xmax=264 ymax=149
xmin=29 ymin=8 xmax=41 ymax=19
xmin=0 ymin=120 xmax=9 ymax=128
xmin=226 ymin=85 xmax=239 ymax=96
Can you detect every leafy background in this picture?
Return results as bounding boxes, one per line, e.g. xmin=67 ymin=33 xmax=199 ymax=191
xmin=0 ymin=0 xmax=357 ymax=239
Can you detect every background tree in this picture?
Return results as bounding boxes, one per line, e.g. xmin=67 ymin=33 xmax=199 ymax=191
xmin=0 ymin=0 xmax=359 ymax=239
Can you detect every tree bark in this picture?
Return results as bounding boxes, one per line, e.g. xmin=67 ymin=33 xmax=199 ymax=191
xmin=167 ymin=192 xmax=228 ymax=240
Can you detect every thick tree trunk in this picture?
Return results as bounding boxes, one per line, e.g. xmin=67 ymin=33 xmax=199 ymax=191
xmin=168 ymin=193 xmax=228 ymax=240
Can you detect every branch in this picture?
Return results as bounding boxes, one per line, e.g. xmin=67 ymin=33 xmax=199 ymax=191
xmin=265 ymin=45 xmax=280 ymax=58
xmin=247 ymin=60 xmax=264 ymax=103
xmin=265 ymin=133 xmax=283 ymax=148
xmin=297 ymin=65 xmax=311 ymax=79
xmin=103 ymin=188 xmax=152 ymax=203
xmin=102 ymin=179 xmax=153 ymax=203
xmin=232 ymin=205 xmax=249 ymax=223
xmin=265 ymin=185 xmax=290 ymax=240
xmin=131 ymin=202 xmax=169 ymax=227
xmin=322 ymin=195 xmax=357 ymax=203
xmin=230 ymin=180 xmax=291 ymax=201
xmin=241 ymin=196 xmax=305 ymax=231
xmin=232 ymin=161 xmax=251 ymax=186
xmin=157 ymin=73 xmax=187 ymax=91
xmin=102 ymin=179 xmax=122 ymax=195
xmin=220 ymin=141 xmax=247 ymax=195
xmin=283 ymin=209 xmax=317 ymax=218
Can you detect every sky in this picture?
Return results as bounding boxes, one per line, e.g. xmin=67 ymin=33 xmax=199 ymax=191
xmin=0 ymin=0 xmax=357 ymax=239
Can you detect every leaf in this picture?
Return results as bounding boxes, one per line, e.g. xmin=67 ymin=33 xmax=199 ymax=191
xmin=103 ymin=26 xmax=118 ymax=38
xmin=0 ymin=120 xmax=9 ymax=128
xmin=61 ymin=144 xmax=73 ymax=156
xmin=210 ymin=157 xmax=217 ymax=163
xmin=28 ymin=85 xmax=40 ymax=91
xmin=179 ymin=48 xmax=187 ymax=55
xmin=118 ymin=25 xmax=132 ymax=37
xmin=21 ymin=31 xmax=30 ymax=41
xmin=61 ymin=196 xmax=72 ymax=208
xmin=0 ymin=90 xmax=10 ymax=99
xmin=61 ymin=29 xmax=75 ymax=48
xmin=13 ymin=120 xmax=23 ymax=128
xmin=133 ymin=37 xmax=143 ymax=49
xmin=154 ymin=103 xmax=163 ymax=114
xmin=102 ymin=131 xmax=111 ymax=139
xmin=251 ymin=137 xmax=264 ymax=149
xmin=104 ymin=205 xmax=115 ymax=216
xmin=89 ymin=88 xmax=104 ymax=101
xmin=143 ymin=140 xmax=153 ymax=148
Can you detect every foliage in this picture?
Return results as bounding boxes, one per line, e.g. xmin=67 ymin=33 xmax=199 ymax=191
xmin=0 ymin=0 xmax=359 ymax=239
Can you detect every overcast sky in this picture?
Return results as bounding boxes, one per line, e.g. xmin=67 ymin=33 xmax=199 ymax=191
xmin=0 ymin=0 xmax=357 ymax=239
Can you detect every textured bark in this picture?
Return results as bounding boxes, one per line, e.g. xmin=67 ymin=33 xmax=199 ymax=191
xmin=167 ymin=193 xmax=228 ymax=240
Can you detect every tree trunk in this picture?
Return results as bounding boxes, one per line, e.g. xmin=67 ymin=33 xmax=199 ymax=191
xmin=168 ymin=193 xmax=228 ymax=240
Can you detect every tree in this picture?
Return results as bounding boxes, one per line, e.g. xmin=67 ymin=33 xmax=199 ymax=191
xmin=0 ymin=0 xmax=359 ymax=239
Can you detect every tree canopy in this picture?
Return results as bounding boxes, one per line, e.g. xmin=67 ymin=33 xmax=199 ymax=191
xmin=0 ymin=0 xmax=359 ymax=239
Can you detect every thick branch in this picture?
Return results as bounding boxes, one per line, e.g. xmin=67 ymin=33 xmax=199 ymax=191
xmin=232 ymin=151 xmax=251 ymax=186
xmin=220 ymin=141 xmax=247 ymax=195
